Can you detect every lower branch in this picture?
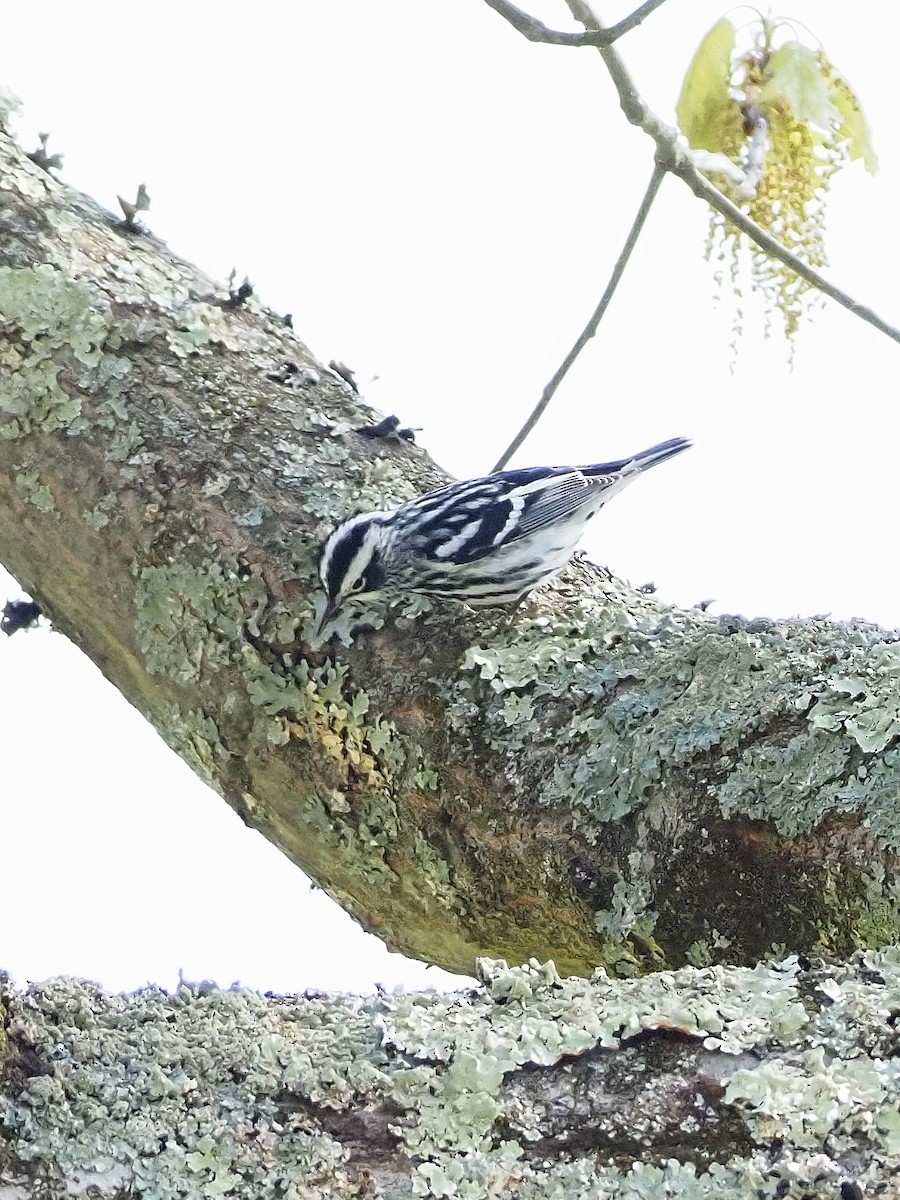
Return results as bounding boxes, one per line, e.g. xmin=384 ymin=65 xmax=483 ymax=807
xmin=2 ymin=954 xmax=898 ymax=1197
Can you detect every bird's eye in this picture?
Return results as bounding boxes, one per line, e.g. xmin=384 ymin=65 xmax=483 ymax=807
xmin=350 ymin=577 xmax=366 ymax=592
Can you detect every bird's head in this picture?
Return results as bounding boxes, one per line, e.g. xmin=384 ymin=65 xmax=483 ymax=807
xmin=316 ymin=511 xmax=390 ymax=634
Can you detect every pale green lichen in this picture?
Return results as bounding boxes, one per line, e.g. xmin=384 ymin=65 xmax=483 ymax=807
xmin=301 ymin=455 xmax=420 ymax=524
xmin=142 ymin=703 xmax=232 ymax=795
xmin=237 ymin=644 xmax=460 ymax=909
xmin=166 ymin=320 xmax=213 ymax=358
xmin=2 ymin=980 xmax=387 ymax=1199
xmin=725 ymin=1048 xmax=895 ymax=1151
xmin=414 ymin=765 xmax=440 ymax=792
xmin=6 ymin=956 xmax=900 ymax=1197
xmin=684 ymin=929 xmax=732 ymax=968
xmin=593 ymin=850 xmax=658 ymax=944
xmin=715 ymin=726 xmax=852 ymax=832
xmin=83 ymin=491 xmax=120 ymax=530
xmin=434 ymin=589 xmax=900 ymax=969
xmin=385 ymin=953 xmax=807 ymax=1176
xmin=381 ymin=954 xmax=868 ymax=1195
xmin=809 ymin=640 xmax=900 ymax=753
xmin=499 ymin=693 xmax=535 ymax=727
xmin=14 ymin=468 xmax=55 ymax=514
xmin=235 ymin=503 xmax=268 ymax=527
xmin=0 ymin=264 xmax=129 ymax=440
xmin=104 ymin=419 xmax=145 ymax=464
xmin=460 ymin=597 xmax=712 ymax=823
xmin=713 ymin=627 xmax=900 ymax=842
xmin=458 ymin=592 xmax=900 ymax=847
xmin=515 ymin=1159 xmax=770 ymax=1199
xmin=135 ymin=560 xmax=267 ymax=683
xmin=242 ymin=650 xmax=390 ymax=777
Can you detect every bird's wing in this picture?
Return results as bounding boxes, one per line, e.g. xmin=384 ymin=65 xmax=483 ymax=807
xmin=436 ymin=469 xmax=605 ymax=562
xmin=503 ymin=469 xmax=607 ymax=542
xmin=408 ymin=439 xmax=692 ymax=567
xmin=409 ymin=467 xmax=606 ymax=564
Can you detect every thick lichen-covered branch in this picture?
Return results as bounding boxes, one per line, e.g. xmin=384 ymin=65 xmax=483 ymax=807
xmin=2 ymin=954 xmax=900 ymax=1197
xmin=3 ymin=128 xmax=900 ymax=980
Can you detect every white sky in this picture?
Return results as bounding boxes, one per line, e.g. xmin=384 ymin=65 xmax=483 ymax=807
xmin=1 ymin=1 xmax=898 ymax=993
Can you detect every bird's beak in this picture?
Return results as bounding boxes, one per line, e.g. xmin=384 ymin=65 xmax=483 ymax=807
xmin=314 ymin=596 xmax=339 ymax=639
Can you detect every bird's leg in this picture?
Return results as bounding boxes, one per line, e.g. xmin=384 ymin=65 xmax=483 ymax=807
xmin=494 ymin=593 xmax=532 ymax=634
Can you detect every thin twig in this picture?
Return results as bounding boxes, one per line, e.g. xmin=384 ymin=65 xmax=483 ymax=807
xmin=489 ymin=0 xmax=900 ymax=464
xmin=606 ymin=0 xmax=671 ymax=40
xmin=580 ymin=14 xmax=900 ymax=348
xmin=491 ymin=162 xmax=666 ymax=472
xmin=482 ymin=0 xmax=590 ymax=46
xmin=482 ymin=0 xmax=668 ymax=48
xmin=566 ymin=0 xmax=900 ymax=347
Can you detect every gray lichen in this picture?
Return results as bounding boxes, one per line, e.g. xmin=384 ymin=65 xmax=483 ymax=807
xmin=0 ymin=264 xmax=129 ymax=440
xmin=458 ymin=599 xmax=900 ymax=841
xmin=135 ymin=560 xmax=260 ymax=684
xmin=3 ymin=954 xmax=900 ymax=1197
xmin=447 ymin=581 xmax=900 ymax=964
xmin=13 ymin=468 xmax=55 ymax=514
xmin=2 ymin=979 xmax=384 ymax=1198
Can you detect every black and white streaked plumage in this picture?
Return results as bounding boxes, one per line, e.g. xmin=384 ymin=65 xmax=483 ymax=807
xmin=316 ymin=436 xmax=691 ymax=633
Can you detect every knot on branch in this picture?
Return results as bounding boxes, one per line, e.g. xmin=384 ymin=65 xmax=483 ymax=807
xmin=651 ymin=125 xmax=689 ymax=174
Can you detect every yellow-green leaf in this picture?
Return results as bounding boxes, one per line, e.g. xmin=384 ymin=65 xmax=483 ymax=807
xmin=676 ymin=17 xmax=741 ymax=153
xmin=831 ymin=72 xmax=878 ymax=173
xmin=762 ymin=41 xmax=837 ymax=128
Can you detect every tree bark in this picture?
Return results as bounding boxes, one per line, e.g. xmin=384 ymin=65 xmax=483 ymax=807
xmin=1 ymin=955 xmax=898 ymax=1197
xmin=2 ymin=128 xmax=900 ymax=979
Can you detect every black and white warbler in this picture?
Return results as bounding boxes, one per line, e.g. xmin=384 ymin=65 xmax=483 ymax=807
xmin=316 ymin=436 xmax=691 ymax=633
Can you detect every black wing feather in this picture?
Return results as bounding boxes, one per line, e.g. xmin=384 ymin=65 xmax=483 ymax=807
xmin=407 ymin=467 xmax=596 ymax=563
xmin=507 ymin=472 xmax=599 ymax=541
xmin=396 ymin=437 xmax=691 ymax=567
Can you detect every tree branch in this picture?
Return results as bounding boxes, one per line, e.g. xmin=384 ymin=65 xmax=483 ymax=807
xmin=571 ymin=0 xmax=900 ymax=347
xmin=6 ymin=954 xmax=900 ymax=1195
xmin=5 ymin=122 xmax=900 ymax=982
xmin=491 ymin=0 xmax=900 ymax=459
xmin=605 ymin=0 xmax=670 ymax=40
xmin=482 ymin=0 xmax=668 ymax=47
xmin=491 ymin=160 xmax=665 ymax=471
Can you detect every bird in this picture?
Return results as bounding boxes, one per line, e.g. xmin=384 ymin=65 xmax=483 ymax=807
xmin=316 ymin=436 xmax=691 ymax=635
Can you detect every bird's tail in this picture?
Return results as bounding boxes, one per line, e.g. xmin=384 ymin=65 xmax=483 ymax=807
xmin=583 ymin=436 xmax=692 ymax=479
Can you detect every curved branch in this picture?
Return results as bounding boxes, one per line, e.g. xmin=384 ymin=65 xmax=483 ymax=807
xmin=491 ymin=0 xmax=900 ymax=349
xmin=563 ymin=0 xmax=900 ymax=346
xmin=491 ymin=161 xmax=666 ymax=471
xmin=482 ymin=0 xmax=668 ymax=47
